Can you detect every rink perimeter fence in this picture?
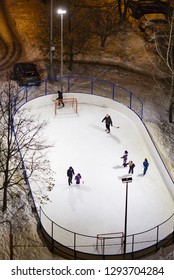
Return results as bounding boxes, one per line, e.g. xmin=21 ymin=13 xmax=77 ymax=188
xmin=13 ymin=76 xmax=174 ymax=260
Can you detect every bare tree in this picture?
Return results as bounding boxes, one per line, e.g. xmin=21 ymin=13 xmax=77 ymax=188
xmin=118 ymin=0 xmax=131 ymax=21
xmin=90 ymin=5 xmax=120 ymax=48
xmin=154 ymin=12 xmax=174 ymax=123
xmin=77 ymin=1 xmax=131 ymax=48
xmin=53 ymin=0 xmax=91 ymax=71
xmin=0 ymin=80 xmax=54 ymax=212
xmin=55 ymin=0 xmax=131 ymax=69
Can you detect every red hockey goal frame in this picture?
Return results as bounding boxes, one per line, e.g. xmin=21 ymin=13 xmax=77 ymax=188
xmin=54 ymin=98 xmax=78 ymax=115
xmin=96 ymin=232 xmax=124 ymax=254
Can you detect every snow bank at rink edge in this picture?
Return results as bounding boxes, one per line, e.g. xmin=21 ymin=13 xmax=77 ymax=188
xmin=27 ymin=92 xmax=174 ymax=201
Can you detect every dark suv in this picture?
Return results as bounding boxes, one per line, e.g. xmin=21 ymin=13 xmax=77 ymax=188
xmin=129 ymin=0 xmax=170 ymax=19
xmin=11 ymin=62 xmax=41 ymax=86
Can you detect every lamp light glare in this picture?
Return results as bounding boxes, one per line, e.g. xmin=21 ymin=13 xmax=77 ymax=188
xmin=58 ymin=9 xmax=66 ymax=15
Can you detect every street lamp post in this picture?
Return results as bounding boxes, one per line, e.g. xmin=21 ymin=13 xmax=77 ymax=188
xmin=57 ymin=8 xmax=66 ymax=92
xmin=48 ymin=0 xmax=55 ymax=80
xmin=122 ymin=176 xmax=132 ymax=259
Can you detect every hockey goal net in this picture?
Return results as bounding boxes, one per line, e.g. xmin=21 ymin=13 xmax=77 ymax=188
xmin=96 ymin=232 xmax=124 ymax=255
xmin=54 ymin=97 xmax=78 ymax=115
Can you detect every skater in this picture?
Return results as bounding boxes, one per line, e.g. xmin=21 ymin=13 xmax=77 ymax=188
xmin=102 ymin=114 xmax=113 ymax=133
xmin=67 ymin=166 xmax=75 ymax=185
xmin=128 ymin=161 xmax=135 ymax=174
xmin=56 ymin=90 xmax=64 ymax=107
xmin=121 ymin=150 xmax=128 ymax=167
xmin=143 ymin=158 xmax=149 ymax=175
xmin=75 ymin=173 xmax=81 ymax=184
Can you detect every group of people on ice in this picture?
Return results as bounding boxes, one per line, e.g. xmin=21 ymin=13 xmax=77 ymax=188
xmin=102 ymin=113 xmax=149 ymax=175
xmin=66 ymin=112 xmax=149 ymax=186
xmin=121 ymin=151 xmax=149 ymax=175
xmin=121 ymin=151 xmax=135 ymax=174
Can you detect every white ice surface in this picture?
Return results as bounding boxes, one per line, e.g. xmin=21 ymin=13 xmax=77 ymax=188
xmin=21 ymin=94 xmax=174 ymax=253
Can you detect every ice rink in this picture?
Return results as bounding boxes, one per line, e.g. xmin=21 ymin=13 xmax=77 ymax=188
xmin=22 ymin=93 xmax=174 ymax=254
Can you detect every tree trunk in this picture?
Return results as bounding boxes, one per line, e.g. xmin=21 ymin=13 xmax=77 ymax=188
xmin=169 ymin=101 xmax=174 ymax=123
xmin=2 ymin=180 xmax=8 ymax=212
xmin=101 ymin=36 xmax=107 ymax=48
xmin=68 ymin=39 xmax=74 ymax=71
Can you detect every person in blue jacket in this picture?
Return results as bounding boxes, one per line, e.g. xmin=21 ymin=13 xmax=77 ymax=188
xmin=143 ymin=158 xmax=149 ymax=175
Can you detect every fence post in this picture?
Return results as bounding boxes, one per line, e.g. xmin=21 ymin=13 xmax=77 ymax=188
xmin=156 ymin=225 xmax=159 ymax=252
xmin=45 ymin=80 xmax=48 ymax=95
xmin=141 ymin=103 xmax=143 ymax=120
xmin=68 ymin=76 xmax=71 ymax=93
xmin=132 ymin=234 xmax=135 ymax=260
xmin=26 ymin=86 xmax=29 ymax=102
xmin=39 ymin=206 xmax=41 ymax=228
xmin=129 ymin=92 xmax=132 ymax=110
xmin=51 ymin=221 xmax=54 ymax=252
xmin=74 ymin=233 xmax=77 ymax=259
xmin=112 ymin=83 xmax=115 ymax=100
xmin=13 ymin=96 xmax=16 ymax=114
xmin=9 ymin=228 xmax=13 ymax=260
xmin=103 ymin=238 xmax=105 ymax=256
xmin=91 ymin=78 xmax=94 ymax=95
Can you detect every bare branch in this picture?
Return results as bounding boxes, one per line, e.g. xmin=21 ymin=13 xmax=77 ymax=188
xmin=0 ymin=80 xmax=54 ymax=212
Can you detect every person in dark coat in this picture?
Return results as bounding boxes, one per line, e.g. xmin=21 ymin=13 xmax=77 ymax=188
xmin=128 ymin=161 xmax=135 ymax=174
xmin=143 ymin=158 xmax=149 ymax=175
xmin=102 ymin=114 xmax=113 ymax=133
xmin=67 ymin=166 xmax=75 ymax=185
xmin=56 ymin=90 xmax=64 ymax=107
xmin=121 ymin=150 xmax=128 ymax=167
xmin=75 ymin=173 xmax=81 ymax=184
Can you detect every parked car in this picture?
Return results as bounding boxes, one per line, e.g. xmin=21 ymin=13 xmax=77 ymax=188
xmin=129 ymin=0 xmax=170 ymax=19
xmin=139 ymin=13 xmax=168 ymax=30
xmin=11 ymin=62 xmax=41 ymax=86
